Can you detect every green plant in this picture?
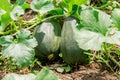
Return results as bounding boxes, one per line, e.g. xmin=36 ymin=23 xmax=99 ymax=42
xmin=0 ymin=0 xmax=26 ymax=34
xmin=0 ymin=0 xmax=64 ymax=68
xmin=56 ymin=65 xmax=71 ymax=73
xmin=60 ymin=0 xmax=88 ymax=15
xmin=76 ymin=6 xmax=120 ymax=72
xmin=0 ymin=29 xmax=37 ymax=68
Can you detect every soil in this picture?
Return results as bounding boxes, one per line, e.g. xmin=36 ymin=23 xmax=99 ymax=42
xmin=53 ymin=62 xmax=120 ymax=80
xmin=0 ymin=61 xmax=119 ymax=80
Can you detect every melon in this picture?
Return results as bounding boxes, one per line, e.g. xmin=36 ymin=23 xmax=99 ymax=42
xmin=60 ymin=17 xmax=89 ymax=64
xmin=34 ymin=20 xmax=61 ymax=60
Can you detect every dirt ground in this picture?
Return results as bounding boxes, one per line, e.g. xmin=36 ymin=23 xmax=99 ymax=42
xmin=0 ymin=62 xmax=119 ymax=80
xmin=53 ymin=62 xmax=120 ymax=80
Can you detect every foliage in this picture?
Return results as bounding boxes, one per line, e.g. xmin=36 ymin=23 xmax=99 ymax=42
xmin=0 ymin=0 xmax=25 ymax=32
xmin=30 ymin=0 xmax=55 ymax=15
xmin=2 ymin=73 xmax=36 ymax=80
xmin=57 ymin=65 xmax=71 ymax=73
xmin=10 ymin=6 xmax=24 ymax=20
xmin=35 ymin=67 xmax=59 ymax=80
xmin=16 ymin=0 xmax=26 ymax=5
xmin=79 ymin=7 xmax=111 ymax=35
xmin=61 ymin=0 xmax=88 ymax=14
xmin=111 ymin=8 xmax=120 ymax=30
xmin=76 ymin=6 xmax=120 ymax=71
xmin=2 ymin=67 xmax=59 ymax=80
xmin=0 ymin=29 xmax=37 ymax=68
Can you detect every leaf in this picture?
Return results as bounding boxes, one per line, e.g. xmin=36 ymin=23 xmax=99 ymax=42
xmin=30 ymin=0 xmax=55 ymax=15
xmin=0 ymin=35 xmax=13 ymax=46
xmin=76 ymin=28 xmax=120 ymax=51
xmin=63 ymin=0 xmax=88 ymax=6
xmin=35 ymin=67 xmax=59 ymax=80
xmin=111 ymin=8 xmax=120 ymax=30
xmin=48 ymin=8 xmax=64 ymax=15
xmin=10 ymin=6 xmax=24 ymax=20
xmin=0 ymin=9 xmax=6 ymax=19
xmin=64 ymin=65 xmax=71 ymax=72
xmin=75 ymin=7 xmax=120 ymax=51
xmin=0 ymin=0 xmax=12 ymax=12
xmin=0 ymin=13 xmax=12 ymax=31
xmin=16 ymin=29 xmax=37 ymax=48
xmin=56 ymin=65 xmax=71 ymax=73
xmin=105 ymin=28 xmax=120 ymax=45
xmin=70 ymin=4 xmax=81 ymax=19
xmin=16 ymin=0 xmax=26 ymax=5
xmin=56 ymin=67 xmax=64 ymax=73
xmin=62 ymin=0 xmax=88 ymax=13
xmin=59 ymin=53 xmax=62 ymax=57
xmin=2 ymin=43 xmax=35 ymax=67
xmin=2 ymin=73 xmax=36 ymax=80
xmin=76 ymin=29 xmax=104 ymax=51
xmin=0 ymin=0 xmax=13 ymax=31
xmin=80 ymin=8 xmax=111 ymax=35
xmin=22 ymin=3 xmax=30 ymax=9
xmin=16 ymin=29 xmax=31 ymax=39
xmin=115 ymin=50 xmax=120 ymax=55
xmin=0 ymin=29 xmax=38 ymax=67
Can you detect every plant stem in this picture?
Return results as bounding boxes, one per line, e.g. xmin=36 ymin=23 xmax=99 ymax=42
xmin=0 ymin=30 xmax=15 ymax=35
xmin=98 ymin=55 xmax=114 ymax=72
xmin=36 ymin=61 xmax=43 ymax=68
xmin=103 ymin=43 xmax=110 ymax=59
xmin=100 ymin=43 xmax=115 ymax=72
xmin=109 ymin=54 xmax=120 ymax=67
xmin=26 ymin=14 xmax=65 ymax=30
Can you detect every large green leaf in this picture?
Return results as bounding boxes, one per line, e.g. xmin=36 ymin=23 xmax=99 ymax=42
xmin=48 ymin=8 xmax=64 ymax=15
xmin=0 ymin=0 xmax=13 ymax=32
xmin=62 ymin=0 xmax=88 ymax=13
xmin=80 ymin=8 xmax=111 ymax=35
xmin=0 ymin=29 xmax=38 ymax=67
xmin=30 ymin=0 xmax=55 ymax=15
xmin=111 ymin=8 xmax=120 ymax=30
xmin=76 ymin=28 xmax=120 ymax=51
xmin=0 ymin=0 xmax=12 ymax=12
xmin=76 ymin=29 xmax=104 ymax=51
xmin=10 ymin=6 xmax=24 ymax=20
xmin=76 ymin=7 xmax=120 ymax=51
xmin=0 ymin=13 xmax=12 ymax=31
xmin=2 ymin=73 xmax=36 ymax=80
xmin=35 ymin=67 xmax=59 ymax=80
